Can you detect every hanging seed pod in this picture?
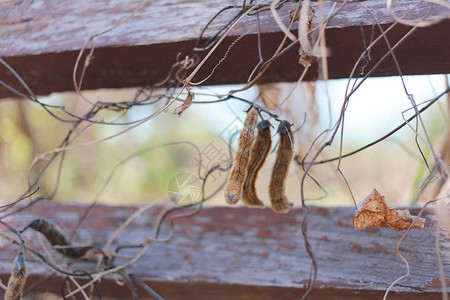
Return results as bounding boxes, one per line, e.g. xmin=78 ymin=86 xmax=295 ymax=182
xmin=269 ymin=121 xmax=294 ymax=213
xmin=242 ymin=120 xmax=272 ymax=207
xmin=5 ymin=252 xmax=27 ymax=300
xmin=224 ymin=106 xmax=258 ymax=204
xmin=27 ymin=219 xmax=88 ymax=259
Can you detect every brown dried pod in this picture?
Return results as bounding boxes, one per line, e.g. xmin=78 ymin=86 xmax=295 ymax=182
xmin=224 ymin=106 xmax=259 ymax=204
xmin=353 ymin=189 xmax=426 ymax=231
xmin=269 ymin=121 xmax=294 ymax=213
xmin=242 ymin=120 xmax=272 ymax=207
xmin=28 ymin=219 xmax=88 ymax=258
xmin=5 ymin=253 xmax=27 ymax=300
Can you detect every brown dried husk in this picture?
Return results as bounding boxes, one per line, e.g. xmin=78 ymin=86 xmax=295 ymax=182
xmin=353 ymin=210 xmax=387 ymax=229
xmin=353 ymin=189 xmax=426 ymax=231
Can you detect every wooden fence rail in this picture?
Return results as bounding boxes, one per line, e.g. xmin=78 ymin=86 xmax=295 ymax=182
xmin=0 ymin=0 xmax=449 ymax=98
xmin=0 ymin=1 xmax=449 ymax=299
xmin=0 ymin=203 xmax=448 ymax=299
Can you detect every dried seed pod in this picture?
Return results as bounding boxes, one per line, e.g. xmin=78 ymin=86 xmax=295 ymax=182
xmin=27 ymin=219 xmax=88 ymax=258
xmin=5 ymin=252 xmax=27 ymax=300
xmin=269 ymin=121 xmax=294 ymax=213
xmin=224 ymin=106 xmax=259 ymax=204
xmin=242 ymin=120 xmax=272 ymax=207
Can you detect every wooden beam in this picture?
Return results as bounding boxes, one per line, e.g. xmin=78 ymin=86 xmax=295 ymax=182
xmin=0 ymin=0 xmax=448 ymax=98
xmin=0 ymin=203 xmax=447 ymax=299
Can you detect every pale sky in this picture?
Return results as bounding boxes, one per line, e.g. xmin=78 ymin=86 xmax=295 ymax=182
xmin=195 ymin=74 xmax=448 ymax=146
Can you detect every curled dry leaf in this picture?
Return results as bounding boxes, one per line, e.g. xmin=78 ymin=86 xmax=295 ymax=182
xmin=174 ymin=91 xmax=194 ymax=116
xmin=384 ymin=208 xmax=426 ymax=231
xmin=353 ymin=189 xmax=426 ymax=231
xmin=354 ymin=210 xmax=386 ymax=228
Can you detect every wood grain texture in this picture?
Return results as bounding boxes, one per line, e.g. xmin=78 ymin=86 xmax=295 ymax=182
xmin=0 ymin=0 xmax=449 ymax=97
xmin=0 ymin=0 xmax=445 ymax=56
xmin=0 ymin=202 xmax=448 ymax=299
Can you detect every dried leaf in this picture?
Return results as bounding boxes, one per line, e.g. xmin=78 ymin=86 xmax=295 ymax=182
xmin=384 ymin=208 xmax=426 ymax=231
xmin=356 ymin=189 xmax=388 ymax=212
xmin=174 ymin=92 xmax=194 ymax=116
xmin=353 ymin=210 xmax=387 ymax=229
xmin=353 ymin=189 xmax=426 ymax=231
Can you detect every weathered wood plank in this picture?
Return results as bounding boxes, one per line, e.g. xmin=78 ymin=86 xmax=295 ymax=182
xmin=0 ymin=0 xmax=449 ymax=98
xmin=0 ymin=0 xmax=445 ymax=56
xmin=0 ymin=203 xmax=448 ymax=299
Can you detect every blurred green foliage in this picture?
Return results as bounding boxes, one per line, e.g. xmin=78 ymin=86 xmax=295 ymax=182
xmin=0 ymin=90 xmax=224 ymax=205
